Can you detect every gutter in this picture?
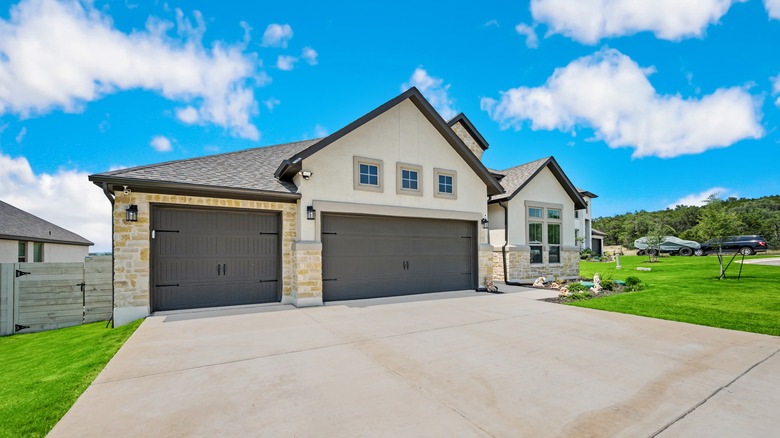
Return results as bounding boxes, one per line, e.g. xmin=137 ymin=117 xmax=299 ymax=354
xmin=101 ymin=182 xmax=116 ymax=329
xmin=498 ymin=200 xmax=525 ymax=286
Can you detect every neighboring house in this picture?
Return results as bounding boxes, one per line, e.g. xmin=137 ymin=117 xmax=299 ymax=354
xmin=90 ymin=87 xmax=505 ymax=326
xmin=591 ymin=229 xmax=607 ymax=256
xmin=574 ymin=189 xmax=598 ymax=251
xmin=487 ymin=157 xmax=587 ymax=283
xmin=0 ymin=200 xmax=93 ymax=263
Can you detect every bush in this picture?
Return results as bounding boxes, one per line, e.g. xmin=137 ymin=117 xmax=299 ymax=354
xmin=601 ymin=279 xmax=615 ymax=291
xmin=566 ymin=291 xmax=594 ymax=301
xmin=567 ymin=283 xmax=589 ymax=293
xmin=625 ymin=276 xmax=642 ymax=286
xmin=580 ymin=248 xmax=593 ymax=260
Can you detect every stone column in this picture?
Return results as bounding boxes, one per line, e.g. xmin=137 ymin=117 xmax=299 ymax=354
xmin=288 ymin=241 xmax=323 ymax=307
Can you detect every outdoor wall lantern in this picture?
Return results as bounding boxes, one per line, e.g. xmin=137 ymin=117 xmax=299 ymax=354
xmin=126 ymin=204 xmax=139 ymax=222
xmin=307 ymin=205 xmax=316 ymax=220
xmin=481 ymin=217 xmax=489 ymax=229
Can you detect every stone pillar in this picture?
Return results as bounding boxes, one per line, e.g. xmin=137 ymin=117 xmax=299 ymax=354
xmin=478 ymin=244 xmax=493 ymax=289
xmin=288 ymin=241 xmax=323 ymax=307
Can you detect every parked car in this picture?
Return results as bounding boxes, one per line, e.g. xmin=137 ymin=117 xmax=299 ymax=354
xmin=696 ymin=235 xmax=768 ymax=256
xmin=634 ymin=236 xmax=701 ymax=256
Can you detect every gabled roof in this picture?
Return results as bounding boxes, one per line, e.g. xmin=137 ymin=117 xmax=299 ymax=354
xmin=578 ymin=188 xmax=599 ymax=199
xmin=89 ymin=140 xmax=319 ymax=201
xmin=447 ymin=113 xmax=489 ymax=151
xmin=489 ymin=156 xmax=587 ymax=210
xmin=592 ymin=228 xmax=607 ymax=237
xmin=0 ymin=200 xmax=93 ymax=246
xmin=275 ymin=87 xmax=504 ymax=196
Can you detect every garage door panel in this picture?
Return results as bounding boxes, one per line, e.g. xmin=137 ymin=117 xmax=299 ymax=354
xmin=152 ymin=207 xmax=280 ymax=312
xmin=322 ymin=214 xmax=475 ymax=301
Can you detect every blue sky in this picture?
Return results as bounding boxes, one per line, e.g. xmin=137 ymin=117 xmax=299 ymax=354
xmin=1 ymin=0 xmax=779 ymax=252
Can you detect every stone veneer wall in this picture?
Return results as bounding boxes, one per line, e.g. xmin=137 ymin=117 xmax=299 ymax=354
xmin=492 ymin=246 xmax=580 ymax=283
xmin=478 ymin=244 xmax=493 ymax=289
xmin=290 ymin=242 xmax=323 ymax=306
xmin=112 ymin=192 xmax=297 ymax=315
xmin=451 ymin=122 xmax=484 ymax=160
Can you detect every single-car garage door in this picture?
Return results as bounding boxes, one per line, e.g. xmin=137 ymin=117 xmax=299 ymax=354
xmin=322 ymin=214 xmax=475 ymax=301
xmin=151 ymin=207 xmax=280 ymax=311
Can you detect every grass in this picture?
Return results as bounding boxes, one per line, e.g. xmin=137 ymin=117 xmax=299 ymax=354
xmin=0 ymin=320 xmax=142 ymax=438
xmin=575 ymin=254 xmax=780 ymax=336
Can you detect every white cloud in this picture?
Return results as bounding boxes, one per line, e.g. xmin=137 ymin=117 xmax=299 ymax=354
xmin=668 ymin=187 xmax=732 ymax=208
xmin=0 ymin=152 xmax=111 ymax=252
xmin=530 ymin=0 xmax=740 ymax=44
xmin=515 ymin=23 xmax=539 ymax=48
xmin=175 ymin=106 xmax=199 ymax=124
xmin=401 ymin=67 xmax=457 ymax=120
xmin=263 ymin=98 xmax=280 ymax=111
xmin=772 ymin=75 xmax=780 ymax=106
xmin=261 ymin=23 xmax=293 ymax=48
xmin=150 ymin=135 xmax=173 ymax=152
xmin=15 ymin=126 xmax=26 ymax=143
xmin=484 ymin=20 xmax=500 ymax=27
xmin=276 ymin=55 xmax=297 ymax=71
xmin=314 ymin=124 xmax=328 ymax=137
xmin=481 ymin=49 xmax=762 ymax=159
xmin=301 ymin=47 xmax=318 ymax=65
xmin=0 ymin=0 xmax=261 ymax=139
xmin=766 ymin=0 xmax=780 ymax=19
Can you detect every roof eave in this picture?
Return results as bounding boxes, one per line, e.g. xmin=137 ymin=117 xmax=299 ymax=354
xmin=488 ymin=157 xmax=587 ymax=209
xmin=0 ymin=234 xmax=92 ymax=246
xmin=89 ymin=175 xmax=301 ymax=203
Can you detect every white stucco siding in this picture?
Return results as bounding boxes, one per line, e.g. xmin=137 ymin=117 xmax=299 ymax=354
xmin=487 ymin=203 xmax=505 ymax=245
xmin=0 ymin=239 xmax=88 ymax=263
xmin=507 ymin=166 xmax=576 ymax=247
xmin=296 ymin=99 xmax=488 ymax=241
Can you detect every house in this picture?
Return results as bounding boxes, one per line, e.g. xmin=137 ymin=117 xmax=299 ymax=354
xmin=90 ymin=87 xmax=506 ymax=326
xmin=487 ymin=157 xmax=587 ymax=283
xmin=0 ymin=200 xmax=93 ymax=263
xmin=590 ymin=229 xmax=607 ymax=256
xmin=575 ymin=189 xmax=597 ymax=250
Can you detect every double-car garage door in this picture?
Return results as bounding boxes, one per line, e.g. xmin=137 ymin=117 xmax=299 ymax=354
xmin=321 ymin=214 xmax=476 ymax=301
xmin=151 ymin=207 xmax=476 ymax=311
xmin=151 ymin=207 xmax=280 ymax=311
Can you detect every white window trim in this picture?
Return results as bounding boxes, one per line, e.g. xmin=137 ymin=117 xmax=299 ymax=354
xmin=396 ymin=162 xmax=423 ymax=196
xmin=433 ymin=168 xmax=457 ymax=200
xmin=525 ymin=201 xmax=564 ymax=265
xmin=353 ymin=156 xmax=384 ymax=193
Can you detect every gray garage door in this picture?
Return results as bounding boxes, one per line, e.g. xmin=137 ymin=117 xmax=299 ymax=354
xmin=322 ymin=214 xmax=475 ymax=301
xmin=151 ymin=207 xmax=280 ymax=311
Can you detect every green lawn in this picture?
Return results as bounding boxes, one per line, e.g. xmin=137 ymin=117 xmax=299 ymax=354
xmin=575 ymin=255 xmax=780 ymax=336
xmin=0 ymin=320 xmax=141 ymax=438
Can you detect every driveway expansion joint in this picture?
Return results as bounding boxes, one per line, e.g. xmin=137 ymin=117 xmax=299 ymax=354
xmin=649 ymin=346 xmax=780 ymax=437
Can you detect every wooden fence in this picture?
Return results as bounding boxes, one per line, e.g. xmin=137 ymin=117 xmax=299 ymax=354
xmin=0 ymin=256 xmax=112 ymax=336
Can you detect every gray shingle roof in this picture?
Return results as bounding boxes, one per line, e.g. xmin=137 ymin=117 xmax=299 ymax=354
xmin=91 ymin=139 xmax=320 ymax=193
xmin=489 ymin=157 xmax=550 ymax=202
xmin=0 ymin=200 xmax=93 ymax=245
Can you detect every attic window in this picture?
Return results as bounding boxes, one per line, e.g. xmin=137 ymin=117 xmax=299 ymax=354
xmin=353 ymin=156 xmax=383 ymax=193
xmin=433 ymin=168 xmax=457 ymax=200
xmin=396 ymin=163 xmax=422 ymax=196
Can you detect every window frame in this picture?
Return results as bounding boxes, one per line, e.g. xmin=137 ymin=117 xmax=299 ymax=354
xmin=525 ymin=201 xmax=564 ymax=264
xmin=433 ymin=168 xmax=457 ymax=200
xmin=33 ymin=242 xmax=44 ymax=262
xmin=353 ymin=156 xmax=384 ymax=193
xmin=18 ymin=241 xmax=27 ymax=263
xmin=395 ymin=162 xmax=423 ymax=196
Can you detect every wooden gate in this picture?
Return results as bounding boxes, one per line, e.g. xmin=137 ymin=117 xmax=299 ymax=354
xmin=0 ymin=256 xmax=112 ymax=336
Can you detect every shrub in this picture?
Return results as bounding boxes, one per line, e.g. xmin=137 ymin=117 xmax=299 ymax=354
xmin=625 ymin=276 xmax=642 ymax=286
xmin=566 ymin=291 xmax=594 ymax=301
xmin=601 ymin=279 xmax=615 ymax=291
xmin=567 ymin=283 xmax=589 ymax=293
xmin=580 ymin=248 xmax=593 ymax=260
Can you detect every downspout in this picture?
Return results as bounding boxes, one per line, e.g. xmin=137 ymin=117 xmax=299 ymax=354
xmin=101 ymin=182 xmax=116 ymax=328
xmin=498 ymin=200 xmax=524 ymax=286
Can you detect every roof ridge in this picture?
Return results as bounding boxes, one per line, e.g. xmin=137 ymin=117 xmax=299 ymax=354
xmin=494 ymin=156 xmax=551 ymax=173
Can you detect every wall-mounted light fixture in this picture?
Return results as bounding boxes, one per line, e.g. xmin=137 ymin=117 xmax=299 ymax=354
xmin=306 ymin=205 xmax=316 ymax=220
xmin=300 ymin=170 xmax=313 ymax=180
xmin=481 ymin=217 xmax=489 ymax=229
xmin=126 ymin=204 xmax=139 ymax=222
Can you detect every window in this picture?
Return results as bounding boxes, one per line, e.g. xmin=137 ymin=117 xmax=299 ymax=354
xmin=396 ymin=163 xmax=422 ymax=196
xmin=33 ymin=242 xmax=43 ymax=262
xmin=526 ymin=203 xmax=563 ymax=264
xmin=353 ymin=156 xmax=383 ymax=192
xmin=18 ymin=241 xmax=27 ymax=263
xmin=575 ymin=210 xmax=579 ymax=219
xmin=433 ymin=168 xmax=457 ymax=199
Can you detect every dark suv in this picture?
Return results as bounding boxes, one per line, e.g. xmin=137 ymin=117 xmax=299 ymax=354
xmin=696 ymin=235 xmax=768 ymax=256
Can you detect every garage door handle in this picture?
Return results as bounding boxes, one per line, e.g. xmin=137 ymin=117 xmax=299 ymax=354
xmin=223 ymin=264 xmax=227 ymax=275
xmin=217 ymin=264 xmax=221 ymax=276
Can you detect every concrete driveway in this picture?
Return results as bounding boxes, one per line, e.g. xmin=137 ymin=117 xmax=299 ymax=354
xmin=51 ymin=286 xmax=780 ymax=437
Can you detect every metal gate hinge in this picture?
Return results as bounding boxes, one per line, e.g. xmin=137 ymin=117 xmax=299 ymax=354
xmin=15 ymin=324 xmax=30 ymax=332
xmin=15 ymin=270 xmax=30 ymax=277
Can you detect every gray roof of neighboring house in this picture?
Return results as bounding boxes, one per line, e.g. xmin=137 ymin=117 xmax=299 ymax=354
xmin=90 ymin=139 xmax=319 ymax=196
xmin=592 ymin=228 xmax=607 ymax=237
xmin=0 ymin=200 xmax=93 ymax=246
xmin=577 ymin=188 xmax=599 ymax=199
xmin=489 ymin=156 xmax=587 ymax=210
